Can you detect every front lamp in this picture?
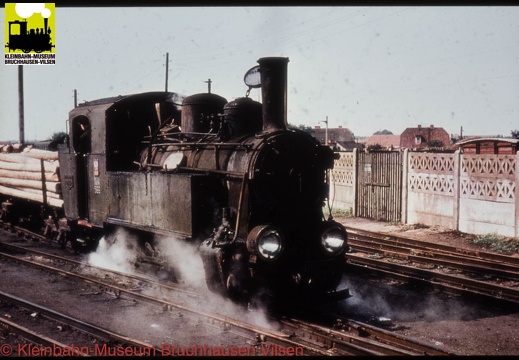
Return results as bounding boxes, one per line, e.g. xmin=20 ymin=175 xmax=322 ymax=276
xmin=247 ymin=225 xmax=284 ymax=261
xmin=321 ymin=223 xmax=348 ymax=255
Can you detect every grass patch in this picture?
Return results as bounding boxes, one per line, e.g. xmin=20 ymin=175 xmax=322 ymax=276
xmin=398 ymin=223 xmax=430 ymax=231
xmin=326 ymin=207 xmax=354 ymax=218
xmin=472 ymin=233 xmax=519 ymax=253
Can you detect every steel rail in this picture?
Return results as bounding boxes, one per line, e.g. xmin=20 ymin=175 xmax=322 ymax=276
xmin=349 ymin=239 xmax=519 ymax=281
xmin=345 ymin=319 xmax=457 ymax=355
xmin=0 ymin=238 xmax=200 ymax=298
xmin=345 ymin=226 xmax=519 ymax=266
xmin=346 ymin=255 xmax=519 ymax=303
xmin=0 ymin=317 xmax=88 ymax=356
xmin=0 ymin=249 xmax=333 ymax=356
xmin=0 ymin=237 xmax=419 ymax=356
xmin=0 ymin=224 xmax=461 ymax=355
xmin=283 ymin=317 xmax=455 ymax=356
xmin=280 ymin=317 xmax=425 ymax=356
xmin=0 ymin=290 xmax=156 ymax=355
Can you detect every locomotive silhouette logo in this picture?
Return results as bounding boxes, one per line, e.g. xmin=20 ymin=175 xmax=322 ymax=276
xmin=4 ymin=3 xmax=55 ymax=64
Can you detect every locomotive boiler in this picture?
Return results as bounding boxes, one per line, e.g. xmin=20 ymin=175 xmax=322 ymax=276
xmin=2 ymin=57 xmax=349 ymax=302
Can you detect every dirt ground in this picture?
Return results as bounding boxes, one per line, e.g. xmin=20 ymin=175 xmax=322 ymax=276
xmin=335 ymin=216 xmax=519 ymax=356
xmin=337 ymin=216 xmax=510 ymax=253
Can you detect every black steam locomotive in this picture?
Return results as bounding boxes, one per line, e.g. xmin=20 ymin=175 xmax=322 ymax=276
xmin=6 ymin=19 xmax=54 ymax=53
xmin=2 ymin=57 xmax=349 ymax=301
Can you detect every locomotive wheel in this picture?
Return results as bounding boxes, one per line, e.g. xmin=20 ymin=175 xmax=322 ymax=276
xmin=22 ymin=49 xmax=31 ymax=53
xmin=204 ymin=272 xmax=227 ymax=295
xmin=69 ymin=237 xmax=82 ymax=254
xmin=56 ymin=231 xmax=68 ymax=249
xmin=226 ymin=273 xmax=244 ymax=299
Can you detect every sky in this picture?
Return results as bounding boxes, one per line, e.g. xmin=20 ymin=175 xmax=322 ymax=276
xmin=1 ymin=6 xmax=518 ymax=142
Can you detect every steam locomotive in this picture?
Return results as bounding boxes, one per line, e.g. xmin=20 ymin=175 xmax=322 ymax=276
xmin=0 ymin=57 xmax=349 ymax=302
xmin=6 ymin=18 xmax=54 ymax=53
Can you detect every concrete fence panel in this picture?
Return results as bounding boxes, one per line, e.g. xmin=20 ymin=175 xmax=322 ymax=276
xmin=406 ymin=152 xmax=458 ymax=229
xmin=330 ymin=149 xmax=519 ymax=237
xmin=458 ymin=154 xmax=517 ymax=237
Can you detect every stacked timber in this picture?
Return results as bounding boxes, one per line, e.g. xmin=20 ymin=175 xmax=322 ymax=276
xmin=0 ymin=147 xmax=63 ymax=207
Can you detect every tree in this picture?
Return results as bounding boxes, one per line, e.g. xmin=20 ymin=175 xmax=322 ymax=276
xmin=373 ymin=129 xmax=393 ymax=135
xmin=48 ymin=131 xmax=67 ymax=142
xmin=511 ymin=130 xmax=519 ymax=139
xmin=290 ymin=124 xmax=313 ymax=133
xmin=47 ymin=131 xmax=68 ymax=151
xmin=367 ymin=143 xmax=383 ymax=151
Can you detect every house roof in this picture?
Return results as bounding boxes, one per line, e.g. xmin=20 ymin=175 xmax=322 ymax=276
xmin=336 ymin=140 xmax=363 ymax=150
xmin=455 ymin=137 xmax=519 ymax=146
xmin=365 ymin=134 xmax=401 ymax=148
xmin=311 ymin=126 xmax=354 ymax=143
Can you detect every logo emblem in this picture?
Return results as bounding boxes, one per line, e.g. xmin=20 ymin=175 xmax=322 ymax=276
xmin=4 ymin=3 xmax=55 ymax=65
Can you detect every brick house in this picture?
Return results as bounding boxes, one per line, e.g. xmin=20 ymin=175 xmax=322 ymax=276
xmin=400 ymin=124 xmax=450 ymax=150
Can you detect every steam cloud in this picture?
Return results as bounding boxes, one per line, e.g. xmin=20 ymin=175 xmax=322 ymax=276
xmin=87 ymin=228 xmax=139 ymax=274
xmin=154 ymin=236 xmax=208 ymax=291
xmin=154 ymin=236 xmax=275 ymax=330
xmin=86 ymin=229 xmax=276 ymax=333
xmin=16 ymin=3 xmax=51 ymax=19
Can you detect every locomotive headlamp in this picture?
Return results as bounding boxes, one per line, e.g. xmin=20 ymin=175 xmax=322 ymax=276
xmin=321 ymin=223 xmax=348 ymax=255
xmin=247 ymin=225 xmax=284 ymax=261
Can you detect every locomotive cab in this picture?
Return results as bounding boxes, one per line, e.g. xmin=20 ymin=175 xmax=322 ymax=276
xmin=58 ymin=92 xmax=185 ymax=239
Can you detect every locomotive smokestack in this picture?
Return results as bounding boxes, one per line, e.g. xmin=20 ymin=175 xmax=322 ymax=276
xmin=257 ymin=57 xmax=289 ymax=131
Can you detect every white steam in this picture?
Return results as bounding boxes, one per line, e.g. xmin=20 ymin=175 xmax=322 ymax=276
xmin=86 ymin=230 xmax=277 ymax=333
xmin=154 ymin=236 xmax=208 ymax=291
xmin=87 ymin=228 xmax=139 ymax=274
xmin=154 ymin=236 xmax=275 ymax=331
xmin=15 ymin=3 xmax=52 ymax=19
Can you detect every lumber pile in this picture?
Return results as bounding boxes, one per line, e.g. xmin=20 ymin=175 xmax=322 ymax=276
xmin=0 ymin=146 xmax=63 ymax=207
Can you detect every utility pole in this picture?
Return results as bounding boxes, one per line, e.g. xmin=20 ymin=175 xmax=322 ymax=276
xmin=18 ymin=65 xmax=25 ymax=144
xmin=319 ymin=116 xmax=329 ymax=147
xmin=204 ymin=78 xmax=212 ymax=93
xmin=165 ymin=52 xmax=169 ymax=92
xmin=74 ymin=89 xmax=77 ymax=108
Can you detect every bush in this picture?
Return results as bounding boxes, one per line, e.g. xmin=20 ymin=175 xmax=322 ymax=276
xmin=472 ymin=233 xmax=519 ymax=253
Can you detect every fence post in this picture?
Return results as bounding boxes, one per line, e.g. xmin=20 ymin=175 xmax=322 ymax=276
xmin=515 ymin=151 xmax=519 ymax=238
xmin=401 ymin=149 xmax=408 ymax=225
xmin=353 ymin=147 xmax=358 ymax=217
xmin=453 ymin=149 xmax=461 ymax=232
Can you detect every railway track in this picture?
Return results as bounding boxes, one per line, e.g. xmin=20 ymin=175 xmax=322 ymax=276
xmin=0 ymin=291 xmax=156 ymax=356
xmin=278 ymin=316 xmax=455 ymax=355
xmin=344 ymin=226 xmax=519 ymax=303
xmin=0 ymin=224 xmax=453 ymax=355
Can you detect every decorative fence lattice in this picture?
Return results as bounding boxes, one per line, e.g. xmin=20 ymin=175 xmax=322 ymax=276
xmin=331 ymin=153 xmax=355 ymax=187
xmin=409 ymin=153 xmax=455 ymax=173
xmin=460 ymin=155 xmax=516 ymax=203
xmin=409 ymin=174 xmax=455 ymax=195
xmin=408 ymin=153 xmax=456 ymax=195
xmin=461 ymin=155 xmax=516 ymax=177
